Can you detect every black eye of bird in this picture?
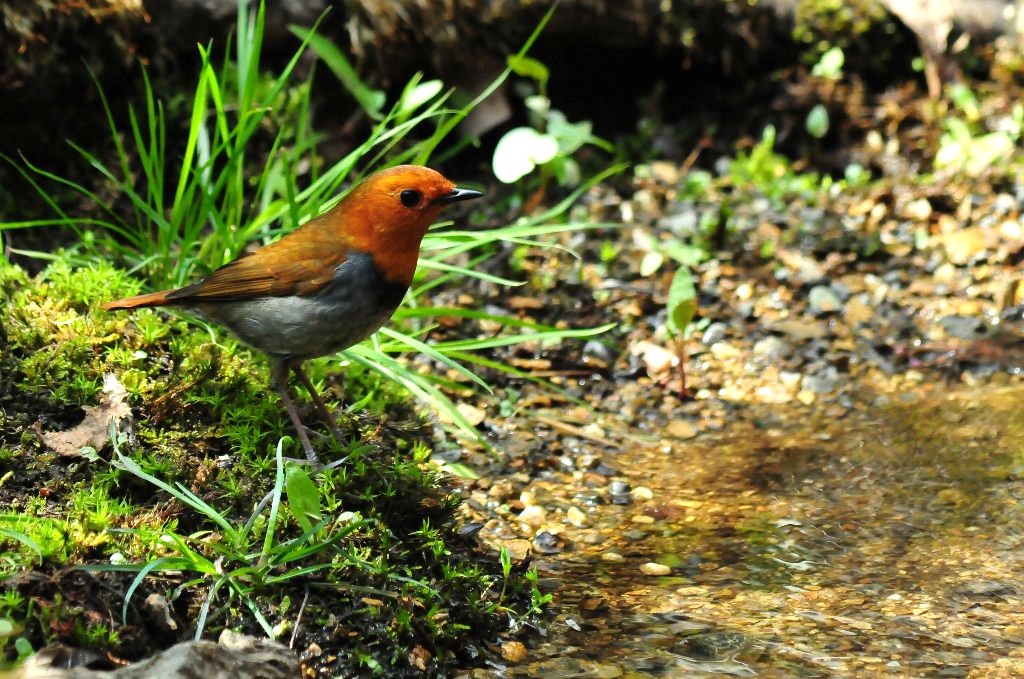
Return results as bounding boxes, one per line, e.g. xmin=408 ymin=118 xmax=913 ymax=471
xmin=400 ymin=189 xmax=421 ymax=208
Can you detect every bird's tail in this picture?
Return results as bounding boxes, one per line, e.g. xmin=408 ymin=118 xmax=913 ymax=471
xmin=102 ymin=289 xmax=179 ymax=310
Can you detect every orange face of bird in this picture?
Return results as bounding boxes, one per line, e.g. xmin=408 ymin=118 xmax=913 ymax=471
xmin=341 ymin=166 xmax=474 ymax=252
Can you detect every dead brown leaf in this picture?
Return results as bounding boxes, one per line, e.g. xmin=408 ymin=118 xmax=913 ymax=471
xmin=42 ymin=373 xmax=131 ymax=457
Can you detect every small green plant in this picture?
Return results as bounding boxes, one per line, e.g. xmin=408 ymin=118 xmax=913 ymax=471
xmin=491 ymin=55 xmax=612 ymax=186
xmin=935 ymin=83 xmax=1022 ymax=176
xmin=811 ymin=45 xmax=845 ymax=81
xmin=87 ymin=434 xmax=375 ymax=639
xmin=665 ymin=266 xmax=698 ymax=398
xmin=0 ymin=615 xmax=34 ymax=668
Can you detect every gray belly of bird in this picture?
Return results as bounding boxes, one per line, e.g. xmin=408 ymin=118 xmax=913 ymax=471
xmin=195 ymin=252 xmax=407 ymax=360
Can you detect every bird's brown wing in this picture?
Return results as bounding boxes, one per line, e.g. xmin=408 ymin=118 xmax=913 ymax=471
xmin=167 ymin=229 xmax=350 ymax=302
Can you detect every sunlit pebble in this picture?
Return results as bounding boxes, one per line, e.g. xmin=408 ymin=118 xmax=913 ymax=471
xmin=779 ymin=371 xmax=802 ymax=393
xmin=520 ymin=487 xmax=553 ymax=507
xmin=711 ymin=341 xmax=741 ymax=360
xmin=488 ymin=479 xmax=519 ymax=501
xmin=518 ymin=505 xmax=547 ymax=527
xmin=631 ymin=486 xmax=654 ymax=501
xmin=601 ymin=552 xmax=625 ymax=563
xmin=640 ymin=562 xmax=671 ymax=576
xmin=500 ymin=641 xmax=527 ymax=664
xmin=1000 ymin=219 xmax=1023 ymax=240
xmin=566 ymin=506 xmax=590 ymax=527
xmin=735 ymin=283 xmax=754 ymax=301
xmin=902 ymin=197 xmax=933 ymax=221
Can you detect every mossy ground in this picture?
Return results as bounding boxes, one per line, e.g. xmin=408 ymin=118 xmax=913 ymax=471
xmin=0 ymin=259 xmax=542 ymax=676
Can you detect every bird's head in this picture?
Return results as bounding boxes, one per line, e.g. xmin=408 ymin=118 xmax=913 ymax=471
xmin=336 ymin=165 xmax=482 ymax=284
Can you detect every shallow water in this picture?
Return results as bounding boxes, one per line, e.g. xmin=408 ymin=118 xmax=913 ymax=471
xmin=471 ymin=384 xmax=1024 ymax=677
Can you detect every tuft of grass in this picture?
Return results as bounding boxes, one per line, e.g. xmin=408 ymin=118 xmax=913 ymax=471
xmin=0 ymin=0 xmax=617 ymax=444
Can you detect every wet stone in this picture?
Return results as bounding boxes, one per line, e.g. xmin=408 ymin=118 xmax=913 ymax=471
xmin=575 ymin=490 xmax=604 ymax=506
xmin=519 ymin=505 xmax=547 ymax=526
xmin=533 ymin=530 xmax=566 ymax=554
xmin=609 ymin=480 xmax=633 ymax=505
xmin=622 ymin=530 xmax=649 ymax=542
xmin=566 ymin=506 xmax=590 ymax=527
xmin=672 ymin=631 xmax=750 ymax=660
xmin=640 ymin=562 xmax=671 ymax=576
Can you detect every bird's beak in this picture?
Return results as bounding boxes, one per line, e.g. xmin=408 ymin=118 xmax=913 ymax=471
xmin=434 ymin=187 xmax=484 ymax=205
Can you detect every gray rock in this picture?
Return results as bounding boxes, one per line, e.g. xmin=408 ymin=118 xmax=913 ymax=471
xmin=808 ymin=285 xmax=843 ymax=314
xmin=17 ymin=631 xmax=297 ymax=679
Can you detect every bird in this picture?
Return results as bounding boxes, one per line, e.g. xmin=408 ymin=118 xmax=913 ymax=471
xmin=103 ymin=165 xmax=483 ymax=465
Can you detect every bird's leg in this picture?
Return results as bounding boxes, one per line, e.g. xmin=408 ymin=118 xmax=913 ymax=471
xmin=291 ymin=362 xmax=348 ymax=448
xmin=270 ymin=359 xmax=320 ymax=466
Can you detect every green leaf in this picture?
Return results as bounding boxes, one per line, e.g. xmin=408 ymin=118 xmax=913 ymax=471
xmin=440 ymin=462 xmax=480 ymax=480
xmin=639 ymin=250 xmax=664 ymax=277
xmin=492 ymin=127 xmax=559 ymax=183
xmin=811 ymin=46 xmax=844 ymax=80
xmin=507 ymin=54 xmax=549 ymax=85
xmin=285 ymin=464 xmax=321 ymax=534
xmin=546 ymin=111 xmax=593 ymax=155
xmin=806 ymin=104 xmax=830 ymax=139
xmin=398 ymin=79 xmax=444 ymax=116
xmin=666 ymin=267 xmax=698 ymax=338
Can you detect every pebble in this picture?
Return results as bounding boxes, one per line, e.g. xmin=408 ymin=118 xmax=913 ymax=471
xmin=779 ymin=371 xmax=803 ymax=392
xmin=640 ymin=562 xmax=671 ymax=576
xmin=601 ymin=551 xmax=625 ymax=563
xmin=532 ymin=530 xmax=565 ymax=554
xmin=711 ymin=341 xmax=742 ymax=359
xmin=665 ymin=420 xmax=698 ymax=439
xmin=659 ymin=210 xmax=698 ymax=236
xmin=903 ymin=197 xmax=933 ymax=220
xmin=566 ymin=506 xmax=590 ymax=527
xmin=500 ymin=640 xmax=527 ymax=663
xmin=521 ymin=487 xmax=553 ymax=507
xmin=488 ymin=479 xmax=518 ymax=501
xmin=701 ymin=322 xmax=728 ymax=345
xmin=609 ymin=480 xmax=633 ymax=505
xmin=518 ymin=505 xmax=547 ymax=527
xmin=803 ymin=366 xmax=840 ymax=394
xmin=808 ymin=285 xmax=843 ymax=314
xmin=632 ymin=340 xmax=677 ymax=375
xmin=939 ymin=314 xmax=991 ymax=339
xmin=630 ymin=515 xmax=655 ymax=524
xmin=631 ymin=486 xmax=654 ymax=501
xmin=752 ymin=336 xmax=791 ymax=360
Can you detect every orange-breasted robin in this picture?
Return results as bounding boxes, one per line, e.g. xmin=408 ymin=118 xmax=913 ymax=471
xmin=104 ymin=165 xmax=483 ymax=464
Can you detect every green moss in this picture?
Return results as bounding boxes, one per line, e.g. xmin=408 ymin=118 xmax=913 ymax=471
xmin=0 ymin=259 xmax=541 ymax=675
